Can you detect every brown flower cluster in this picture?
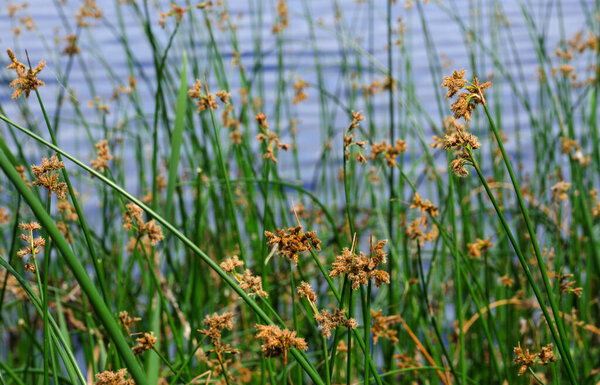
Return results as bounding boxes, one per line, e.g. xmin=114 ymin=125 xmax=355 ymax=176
xmin=255 ymin=113 xmax=290 ymax=163
xmin=0 ymin=208 xmax=10 ymax=224
xmin=158 ymin=4 xmax=189 ymax=28
xmin=91 ymin=139 xmax=113 ymax=172
xmin=466 ymin=238 xmax=493 ymax=259
xmin=220 ymin=255 xmax=244 ymax=273
xmin=17 ymin=222 xmax=45 ymax=273
xmin=220 ymin=256 xmax=268 ymax=298
xmin=551 ymin=180 xmax=571 ymax=202
xmin=16 ymin=165 xmax=30 ymax=186
xmin=75 ymin=0 xmax=103 ymax=27
xmin=57 ymin=198 xmax=78 ymax=222
xmin=441 ymin=68 xmax=467 ymax=98
xmin=88 ymin=96 xmax=110 ymax=114
xmin=264 ymin=226 xmax=321 ymax=264
xmin=6 ymin=49 xmax=45 ymax=99
xmin=590 ymin=189 xmax=600 ymax=217
xmin=343 ymin=111 xmax=367 ymax=163
xmin=272 ymin=0 xmax=289 ymax=34
xmin=188 ymin=79 xmax=230 ymax=112
xmin=560 ymin=136 xmax=591 ymax=166
xmin=432 ymin=117 xmax=480 ymax=177
xmin=296 ymin=281 xmax=357 ymax=338
xmin=409 ymin=192 xmax=439 ymax=217
xmin=513 ymin=343 xmax=556 ymax=376
xmin=119 ymin=311 xmax=141 ymax=334
xmin=552 ymin=31 xmax=599 ymax=88
xmin=132 ymin=331 xmax=156 ymax=355
xmin=406 ymin=192 xmax=439 ymax=245
xmin=442 ymin=69 xmax=491 ymax=122
xmin=296 ymin=281 xmax=317 ymax=303
xmin=94 ymin=369 xmax=135 ymax=385
xmin=32 ymin=155 xmax=68 ymax=199
xmin=199 ymin=312 xmax=239 ymax=357
xmin=559 ymin=273 xmax=582 ymax=297
xmin=292 ymin=77 xmax=309 ymax=103
xmin=254 ymin=324 xmax=307 ymax=364
xmin=63 ymin=34 xmax=80 ymax=56
xmin=122 ymin=203 xmax=164 ymax=246
xmin=499 ymin=274 xmax=515 ymax=287
xmin=314 ymin=308 xmax=357 ymax=338
xmin=371 ymin=310 xmax=401 ymax=344
xmin=370 ymin=139 xmax=407 ymax=167
xmin=329 ymin=239 xmax=389 ymax=290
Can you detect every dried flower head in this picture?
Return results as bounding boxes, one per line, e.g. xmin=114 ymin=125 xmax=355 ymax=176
xmin=188 ymin=79 xmax=228 ymax=113
xmin=255 ymin=113 xmax=289 ymax=163
xmin=0 ymin=208 xmax=11 ymax=225
xmin=119 ymin=311 xmax=141 ymax=334
xmin=91 ymin=139 xmax=113 ymax=172
xmin=216 ymin=90 xmax=230 ymax=104
xmin=292 ymin=78 xmax=309 ymax=103
xmin=370 ymin=139 xmax=407 ymax=167
xmin=314 ymin=308 xmax=357 ymax=338
xmin=75 ymin=0 xmax=103 ymax=27
xmin=371 ymin=310 xmax=401 ymax=344
xmin=343 ymin=111 xmax=368 ymax=162
xmin=122 ymin=203 xmax=164 ymax=246
xmin=551 ymin=181 xmax=571 ymax=202
xmin=132 ymin=332 xmax=156 ymax=355
xmin=538 ymin=344 xmax=556 ymax=365
xmin=31 ymin=155 xmax=68 ymax=199
xmin=158 ymin=4 xmax=189 ymax=28
xmin=264 ymin=226 xmax=321 ymax=264
xmin=17 ymin=222 xmax=45 ymax=273
xmin=499 ymin=274 xmax=515 ymax=287
xmin=254 ymin=324 xmax=307 ymax=364
xmin=443 ymin=69 xmax=491 ymax=122
xmin=329 ymin=239 xmax=389 ymax=290
xmin=409 ymin=192 xmax=439 ymax=217
xmin=6 ymin=49 xmax=45 ymax=98
xmin=441 ymin=68 xmax=467 ymax=98
xmin=296 ymin=281 xmax=317 ymax=303
xmin=220 ymin=255 xmax=244 ymax=273
xmin=513 ymin=343 xmax=538 ymax=376
xmin=94 ymin=368 xmax=135 ymax=385
xmin=466 ymin=238 xmax=493 ymax=259
xmin=198 ymin=312 xmax=238 ymax=357
xmin=559 ymin=273 xmax=582 ymax=297
xmin=272 ymin=0 xmax=289 ymax=34
xmin=406 ymin=192 xmax=439 ymax=244
xmin=238 ymin=269 xmax=268 ymax=298
xmin=434 ymin=117 xmax=480 ymax=177
xmin=63 ymin=34 xmax=80 ymax=56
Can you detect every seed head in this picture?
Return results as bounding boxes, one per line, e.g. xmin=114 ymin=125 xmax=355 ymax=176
xmin=6 ymin=49 xmax=45 ymax=99
xmin=94 ymin=369 xmax=135 ymax=385
xmin=132 ymin=332 xmax=156 ymax=355
xmin=31 ymin=155 xmax=67 ymax=198
xmin=255 ymin=324 xmax=307 ymax=364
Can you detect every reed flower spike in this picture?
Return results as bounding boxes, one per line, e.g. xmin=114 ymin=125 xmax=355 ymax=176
xmin=94 ymin=369 xmax=135 ymax=385
xmin=31 ymin=155 xmax=68 ymax=198
xmin=18 ymin=222 xmax=45 ymax=273
xmin=6 ymin=49 xmax=45 ymax=99
xmin=254 ymin=324 xmax=307 ymax=364
xmin=442 ymin=69 xmax=491 ymax=122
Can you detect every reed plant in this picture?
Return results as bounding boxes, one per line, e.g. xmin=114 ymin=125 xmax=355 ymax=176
xmin=0 ymin=1 xmax=598 ymax=384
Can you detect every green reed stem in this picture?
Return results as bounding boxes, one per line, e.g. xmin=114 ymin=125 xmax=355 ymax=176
xmin=0 ymin=114 xmax=323 ymax=385
xmin=481 ymin=103 xmax=577 ymax=378
xmin=0 ymin=149 xmax=149 ymax=384
xmin=467 ymin=145 xmax=577 ymax=385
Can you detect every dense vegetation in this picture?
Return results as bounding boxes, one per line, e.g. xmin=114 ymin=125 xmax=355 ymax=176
xmin=0 ymin=1 xmax=599 ymax=384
